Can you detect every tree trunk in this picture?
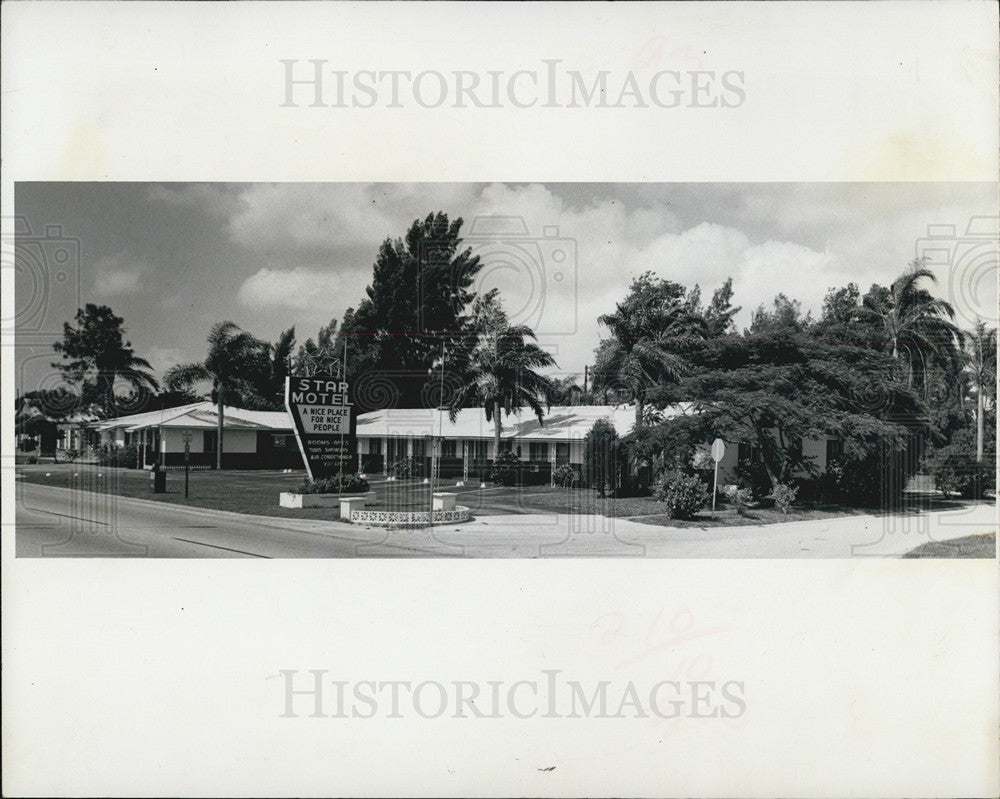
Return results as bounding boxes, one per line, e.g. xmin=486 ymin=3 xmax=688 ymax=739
xmin=976 ymin=388 xmax=984 ymax=463
xmin=216 ymin=387 xmax=224 ymax=471
xmin=493 ymin=400 xmax=502 ymax=468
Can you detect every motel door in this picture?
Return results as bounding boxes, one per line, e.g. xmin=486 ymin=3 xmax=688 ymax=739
xmin=386 ymin=437 xmax=407 ymax=466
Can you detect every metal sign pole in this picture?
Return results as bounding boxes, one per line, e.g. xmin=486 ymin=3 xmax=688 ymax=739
xmin=710 ymin=438 xmax=725 ymax=513
xmin=713 ymin=459 xmax=719 ymax=513
xmin=182 ymin=429 xmax=192 ymax=498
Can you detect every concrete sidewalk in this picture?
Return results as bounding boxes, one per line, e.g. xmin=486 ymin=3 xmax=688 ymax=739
xmin=417 ymin=502 xmax=998 ymax=558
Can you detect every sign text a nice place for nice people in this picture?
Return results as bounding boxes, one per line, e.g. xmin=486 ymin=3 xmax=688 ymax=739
xmin=285 ymin=375 xmax=357 ymax=480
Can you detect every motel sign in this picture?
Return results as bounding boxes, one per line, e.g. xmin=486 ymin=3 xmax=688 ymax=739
xmin=284 ymin=375 xmax=358 ymax=480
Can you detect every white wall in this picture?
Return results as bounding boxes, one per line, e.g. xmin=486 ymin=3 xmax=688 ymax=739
xmin=220 ymin=429 xmax=258 ymax=453
xmin=802 ymin=437 xmax=828 ymax=473
xmin=160 ymin=427 xmax=258 ymax=454
xmin=162 ymin=427 xmax=202 ymax=453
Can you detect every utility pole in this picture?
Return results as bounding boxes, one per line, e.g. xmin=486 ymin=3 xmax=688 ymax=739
xmin=583 ymin=364 xmax=588 ymax=394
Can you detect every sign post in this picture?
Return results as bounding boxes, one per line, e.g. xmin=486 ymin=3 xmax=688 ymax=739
xmin=710 ymin=438 xmax=726 ymax=513
xmin=182 ymin=429 xmax=192 ymax=498
xmin=285 ymin=375 xmax=357 ymax=482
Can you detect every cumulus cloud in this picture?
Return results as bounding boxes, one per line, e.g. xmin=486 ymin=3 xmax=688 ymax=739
xmin=91 ymin=252 xmax=149 ymax=296
xmin=237 ymin=267 xmax=347 ymax=310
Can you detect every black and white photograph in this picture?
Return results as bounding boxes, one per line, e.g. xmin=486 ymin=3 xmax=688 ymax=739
xmin=2 ymin=3 xmax=998 ymax=798
xmin=12 ymin=181 xmax=998 ymax=559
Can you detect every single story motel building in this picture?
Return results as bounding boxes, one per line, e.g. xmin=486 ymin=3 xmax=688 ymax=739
xmin=81 ymin=401 xmax=839 ymax=485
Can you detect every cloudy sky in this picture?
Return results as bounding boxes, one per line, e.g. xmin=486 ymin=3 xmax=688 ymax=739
xmin=13 ymin=182 xmax=997 ymax=395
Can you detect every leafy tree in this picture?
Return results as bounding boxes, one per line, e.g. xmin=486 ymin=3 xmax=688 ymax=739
xmin=584 ymin=418 xmax=621 ymax=497
xmin=703 ymin=277 xmax=741 ymax=339
xmin=597 ymin=272 xmax=706 ymax=429
xmin=450 ymin=291 xmax=556 ymax=464
xmin=684 ymin=334 xmax=926 ymax=503
xmin=747 ymin=293 xmax=811 ymax=340
xmin=859 ymin=259 xmax=964 ymax=394
xmin=164 ymin=322 xmax=268 ymax=469
xmin=815 ymin=283 xmax=872 ymax=344
xmin=339 ymin=213 xmax=483 ymax=405
xmin=242 ymin=326 xmax=296 ymax=410
xmin=51 ymin=304 xmax=159 ymax=417
xmin=546 ymin=374 xmax=584 ymax=407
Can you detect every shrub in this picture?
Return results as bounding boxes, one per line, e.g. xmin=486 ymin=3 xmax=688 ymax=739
xmin=58 ymin=448 xmax=80 ymax=463
xmin=490 ymin=450 xmax=521 ymax=486
xmin=584 ymin=419 xmax=621 ymax=497
xmin=297 ymin=474 xmax=370 ymax=495
xmin=769 ymin=483 xmax=798 ymax=514
xmin=389 ymin=457 xmax=423 ymax=479
xmin=553 ymin=464 xmax=578 ymax=488
xmin=722 ymin=484 xmax=753 ymax=516
xmin=655 ymin=470 xmax=709 ymax=519
xmin=921 ymin=428 xmax=996 ymax=499
xmin=734 ymin=458 xmax=771 ymax=499
xmin=96 ymin=444 xmax=138 ymax=469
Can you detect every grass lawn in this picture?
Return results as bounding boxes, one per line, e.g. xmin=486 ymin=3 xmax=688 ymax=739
xmin=902 ymin=533 xmax=996 ymax=558
xmin=17 ymin=463 xmax=989 ymax=533
xmin=16 ymin=464 xmax=348 ymax=521
xmin=507 ymin=485 xmax=879 ymax=528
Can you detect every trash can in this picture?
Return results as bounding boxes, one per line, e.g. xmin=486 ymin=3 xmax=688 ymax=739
xmin=150 ymin=463 xmax=166 ymax=493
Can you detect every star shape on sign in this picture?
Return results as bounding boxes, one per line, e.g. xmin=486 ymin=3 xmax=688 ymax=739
xmin=298 ymin=345 xmax=341 ymax=377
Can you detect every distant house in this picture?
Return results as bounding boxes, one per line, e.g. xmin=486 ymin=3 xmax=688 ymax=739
xmin=86 ymin=401 xmax=302 ymax=469
xmin=80 ymin=400 xmax=840 ymax=482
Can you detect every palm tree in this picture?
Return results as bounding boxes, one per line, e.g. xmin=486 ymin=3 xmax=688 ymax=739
xmin=242 ymin=327 xmax=296 ymax=411
xmin=51 ymin=304 xmax=159 ymax=417
xmin=597 ymin=273 xmax=704 ymax=429
xmin=860 ymin=260 xmax=964 ymax=394
xmin=452 ymin=291 xmax=556 ymax=465
xmin=964 ymin=321 xmax=997 ymax=463
xmin=164 ymin=322 xmax=267 ymax=470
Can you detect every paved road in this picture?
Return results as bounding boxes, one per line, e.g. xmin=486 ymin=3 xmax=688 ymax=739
xmin=12 ymin=480 xmax=996 ymax=558
xmin=13 ymin=482 xmax=463 ymax=558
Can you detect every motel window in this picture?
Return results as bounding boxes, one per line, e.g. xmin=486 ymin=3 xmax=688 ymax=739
xmin=826 ymin=439 xmax=843 ymax=464
xmin=529 ymin=442 xmax=549 ymax=461
xmin=555 ymin=443 xmax=570 ymax=465
xmin=272 ymin=434 xmax=294 ymax=450
xmin=738 ymin=442 xmax=761 ymax=463
xmin=412 ymin=438 xmax=426 ymax=459
xmin=469 ymin=440 xmax=489 ymax=460
xmin=204 ymin=430 xmax=217 ymax=452
xmin=441 ymin=440 xmax=457 ymax=458
xmin=387 ymin=437 xmax=407 ymax=462
xmin=368 ymin=438 xmax=382 ymax=455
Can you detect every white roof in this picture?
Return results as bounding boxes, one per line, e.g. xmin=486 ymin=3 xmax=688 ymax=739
xmin=356 ymin=404 xmax=690 ymax=441
xmin=89 ymin=401 xmax=293 ymax=432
